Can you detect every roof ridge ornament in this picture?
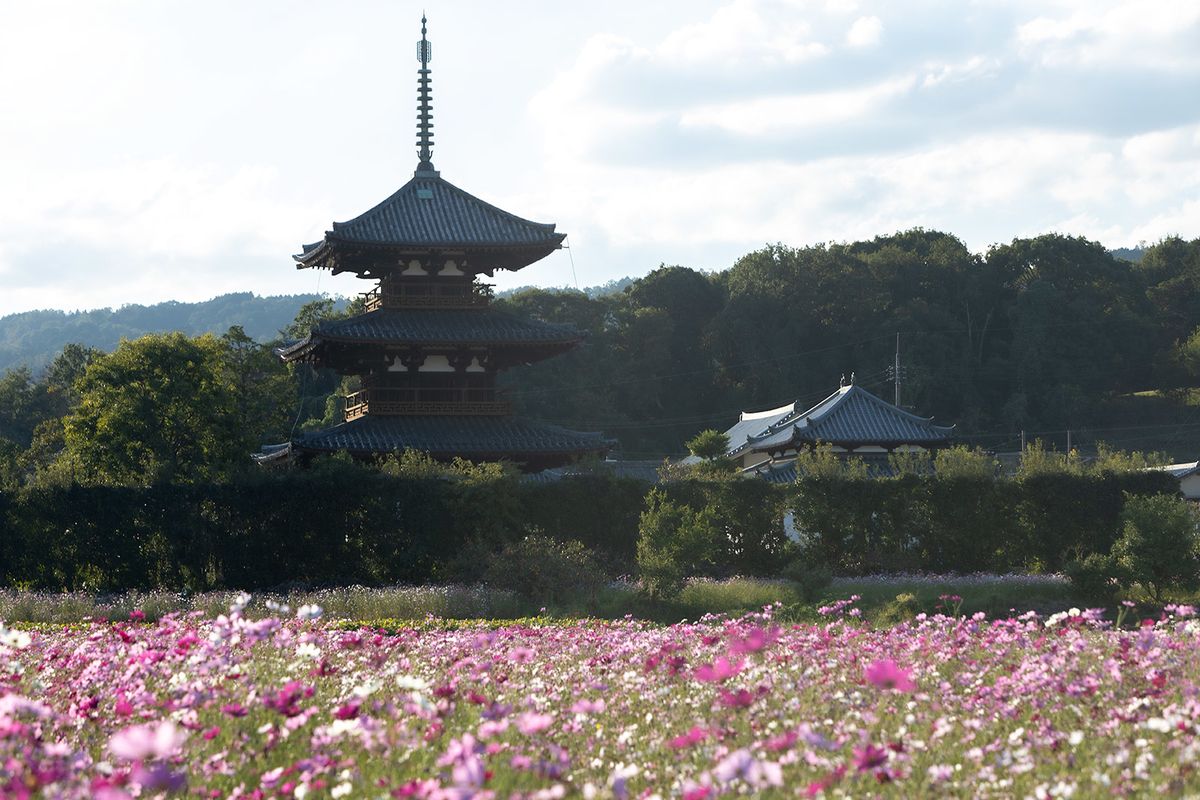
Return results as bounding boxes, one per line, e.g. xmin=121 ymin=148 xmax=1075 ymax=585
xmin=415 ymin=14 xmax=437 ymax=175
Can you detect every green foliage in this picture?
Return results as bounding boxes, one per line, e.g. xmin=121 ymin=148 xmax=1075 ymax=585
xmin=1111 ymin=494 xmax=1200 ymax=602
xmin=0 ymin=437 xmax=22 ymax=492
xmin=63 ymin=332 xmax=243 ymax=485
xmin=482 ymin=534 xmax=608 ymax=606
xmin=686 ymin=429 xmax=730 ymax=461
xmin=1065 ymin=553 xmax=1122 ymax=602
xmin=887 ymin=449 xmax=932 ymax=476
xmin=219 ymin=326 xmax=296 ymax=445
xmin=792 ymin=442 xmax=869 ymax=478
xmin=780 ymin=559 xmax=833 ymax=602
xmin=636 ymin=489 xmax=719 ymax=601
xmin=932 ymin=445 xmax=997 ymax=479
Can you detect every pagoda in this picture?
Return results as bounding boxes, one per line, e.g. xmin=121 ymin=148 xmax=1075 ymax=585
xmin=274 ymin=17 xmax=612 ymax=471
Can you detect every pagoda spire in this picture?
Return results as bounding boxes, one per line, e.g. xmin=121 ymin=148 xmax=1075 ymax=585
xmin=416 ymin=15 xmax=435 ymax=173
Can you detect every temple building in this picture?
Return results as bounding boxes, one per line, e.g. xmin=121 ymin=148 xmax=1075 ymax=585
xmin=271 ymin=17 xmax=612 ymax=471
xmin=717 ymin=376 xmax=955 ymax=480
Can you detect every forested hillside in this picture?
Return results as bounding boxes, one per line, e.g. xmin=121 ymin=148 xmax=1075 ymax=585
xmin=0 ymin=292 xmax=339 ymax=374
xmin=496 ymin=232 xmax=1200 ymax=459
xmin=1 ymin=231 xmax=1199 ymax=481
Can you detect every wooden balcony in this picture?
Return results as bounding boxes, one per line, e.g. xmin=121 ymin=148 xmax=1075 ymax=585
xmin=363 ymin=280 xmax=494 ymax=311
xmin=344 ymin=386 xmax=514 ymax=419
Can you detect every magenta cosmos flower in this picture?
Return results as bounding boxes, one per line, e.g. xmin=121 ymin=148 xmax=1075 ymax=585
xmin=863 ymin=659 xmax=916 ymax=692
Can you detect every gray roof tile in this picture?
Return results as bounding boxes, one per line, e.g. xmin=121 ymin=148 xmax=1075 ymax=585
xmin=747 ymin=385 xmax=954 ymax=450
xmin=295 ymin=173 xmax=565 ymax=265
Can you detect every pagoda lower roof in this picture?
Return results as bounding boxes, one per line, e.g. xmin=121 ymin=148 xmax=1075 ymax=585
xmin=295 ymin=170 xmax=565 ymax=271
xmin=291 ymin=415 xmax=614 ymax=460
xmin=277 ymin=308 xmax=584 ymax=360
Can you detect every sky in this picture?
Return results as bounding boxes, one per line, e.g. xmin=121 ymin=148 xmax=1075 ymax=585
xmin=2 ymin=0 xmax=1198 ymax=318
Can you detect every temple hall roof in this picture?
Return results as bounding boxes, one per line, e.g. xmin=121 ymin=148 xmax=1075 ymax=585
xmin=277 ymin=308 xmax=584 ymax=361
xmin=295 ymin=173 xmax=566 ymax=269
xmin=724 ymin=401 xmax=804 ymax=460
xmin=746 ymin=384 xmax=954 ymax=451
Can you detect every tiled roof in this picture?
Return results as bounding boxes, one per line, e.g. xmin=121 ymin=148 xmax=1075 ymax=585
xmin=1158 ymin=461 xmax=1200 ymax=479
xmin=746 ymin=384 xmax=954 ymax=451
xmin=277 ymin=308 xmax=583 ymax=359
xmin=295 ymin=172 xmax=565 ymax=265
xmin=722 ymin=401 xmax=802 ymax=458
xmin=292 ymin=415 xmax=613 ymax=457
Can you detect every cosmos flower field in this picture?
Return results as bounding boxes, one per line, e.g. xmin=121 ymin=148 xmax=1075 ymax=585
xmin=5 ymin=594 xmax=1200 ymax=798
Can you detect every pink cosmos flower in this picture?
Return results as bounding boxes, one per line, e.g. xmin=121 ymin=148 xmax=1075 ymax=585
xmin=864 ymin=659 xmax=916 ymax=692
xmin=693 ymin=656 xmax=744 ymax=683
xmin=569 ymin=698 xmax=606 ymax=714
xmin=728 ymin=626 xmax=779 ymax=656
xmin=668 ymin=725 xmax=709 ymax=749
xmin=853 ymin=742 xmax=889 ymax=772
xmin=107 ymin=720 xmax=186 ymax=762
xmin=718 ymin=687 xmax=755 ymax=708
xmin=713 ymin=748 xmax=784 ymax=788
xmin=516 ymin=711 xmax=554 ymax=735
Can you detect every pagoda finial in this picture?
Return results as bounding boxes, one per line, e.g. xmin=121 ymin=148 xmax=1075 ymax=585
xmin=416 ymin=14 xmax=435 ymax=173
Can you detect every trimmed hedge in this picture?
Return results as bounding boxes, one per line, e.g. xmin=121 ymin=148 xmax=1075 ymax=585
xmin=0 ymin=466 xmax=1181 ymax=590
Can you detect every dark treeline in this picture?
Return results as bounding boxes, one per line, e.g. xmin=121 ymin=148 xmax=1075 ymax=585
xmin=497 ymin=231 xmax=1200 ymax=458
xmin=0 ymin=458 xmax=1176 ymax=591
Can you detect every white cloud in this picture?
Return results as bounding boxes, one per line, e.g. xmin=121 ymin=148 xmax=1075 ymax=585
xmin=678 ymin=75 xmax=915 ymax=135
xmin=845 ymin=15 xmax=883 ymax=48
xmin=921 ymin=56 xmax=997 ymax=88
xmin=656 ymin=0 xmax=827 ymax=65
xmin=1016 ymin=0 xmax=1200 ymax=69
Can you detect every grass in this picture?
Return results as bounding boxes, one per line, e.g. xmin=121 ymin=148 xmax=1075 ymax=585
xmin=0 ymin=572 xmax=1102 ymax=628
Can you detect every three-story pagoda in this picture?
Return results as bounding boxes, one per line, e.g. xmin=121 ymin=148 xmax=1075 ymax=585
xmin=275 ymin=18 xmax=612 ymax=471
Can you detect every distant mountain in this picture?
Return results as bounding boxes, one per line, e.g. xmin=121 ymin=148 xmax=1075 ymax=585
xmin=1110 ymin=246 xmax=1146 ymax=262
xmin=0 ymin=292 xmax=346 ymax=375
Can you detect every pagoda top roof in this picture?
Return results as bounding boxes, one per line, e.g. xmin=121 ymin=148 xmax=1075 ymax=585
xmin=278 ymin=308 xmax=582 ymax=356
xmin=291 ymin=415 xmax=614 ymax=462
xmin=745 ymin=383 xmax=955 ymax=451
xmin=294 ymin=172 xmax=566 ymax=269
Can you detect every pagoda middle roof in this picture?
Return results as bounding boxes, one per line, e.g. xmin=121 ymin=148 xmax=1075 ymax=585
xmin=295 ymin=171 xmax=566 ymax=266
xmin=277 ymin=308 xmax=584 ymax=359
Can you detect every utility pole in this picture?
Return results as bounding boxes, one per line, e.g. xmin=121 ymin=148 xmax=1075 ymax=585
xmin=895 ymin=332 xmax=901 ymax=407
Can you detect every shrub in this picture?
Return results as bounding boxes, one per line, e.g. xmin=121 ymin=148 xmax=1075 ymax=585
xmin=780 ymin=559 xmax=832 ymax=602
xmin=636 ymin=490 xmax=719 ymax=602
xmin=482 ymin=534 xmax=608 ymax=606
xmin=1064 ymin=553 xmax=1123 ymax=602
xmin=1111 ymin=493 xmax=1200 ymax=602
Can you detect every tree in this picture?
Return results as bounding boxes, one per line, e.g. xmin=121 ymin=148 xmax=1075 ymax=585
xmin=63 ymin=333 xmax=242 ymax=484
xmin=220 ymin=326 xmax=296 ymax=445
xmin=686 ymin=429 xmax=729 ymax=461
xmin=1111 ymin=493 xmax=1200 ymax=602
xmin=636 ymin=489 xmax=719 ymax=601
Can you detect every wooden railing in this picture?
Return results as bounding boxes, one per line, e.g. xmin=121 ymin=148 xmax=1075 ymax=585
xmin=363 ymin=280 xmax=494 ymax=311
xmin=344 ymin=386 xmax=514 ymax=419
